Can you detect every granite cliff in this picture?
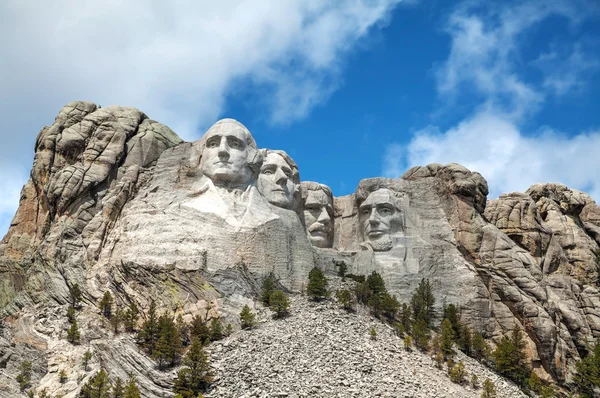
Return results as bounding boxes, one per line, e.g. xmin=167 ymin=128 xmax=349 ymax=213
xmin=1 ymin=101 xmax=599 ymax=396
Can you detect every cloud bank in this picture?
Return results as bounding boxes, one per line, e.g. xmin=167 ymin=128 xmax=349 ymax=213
xmin=0 ymin=0 xmax=402 ymax=238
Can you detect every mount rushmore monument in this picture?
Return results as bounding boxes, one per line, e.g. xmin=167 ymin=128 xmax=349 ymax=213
xmin=1 ymin=101 xmax=600 ymax=395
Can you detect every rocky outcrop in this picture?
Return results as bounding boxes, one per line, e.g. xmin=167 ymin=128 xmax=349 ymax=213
xmin=2 ymin=104 xmax=600 ymax=396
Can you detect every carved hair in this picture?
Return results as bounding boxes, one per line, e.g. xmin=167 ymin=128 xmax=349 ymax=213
xmin=300 ymin=181 xmax=333 ymax=203
xmin=355 ymin=183 xmax=405 ymax=211
xmin=259 ymin=149 xmax=300 ymax=184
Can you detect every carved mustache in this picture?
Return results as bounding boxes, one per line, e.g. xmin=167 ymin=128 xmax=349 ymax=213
xmin=308 ymin=222 xmax=332 ymax=234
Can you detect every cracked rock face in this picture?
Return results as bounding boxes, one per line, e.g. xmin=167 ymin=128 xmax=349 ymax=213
xmin=1 ymin=104 xmax=600 ymax=396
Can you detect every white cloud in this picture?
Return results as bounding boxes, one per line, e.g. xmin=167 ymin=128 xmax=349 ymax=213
xmin=0 ymin=0 xmax=402 ymax=238
xmin=383 ymin=0 xmax=600 ymax=203
xmin=384 ymin=110 xmax=600 ymax=200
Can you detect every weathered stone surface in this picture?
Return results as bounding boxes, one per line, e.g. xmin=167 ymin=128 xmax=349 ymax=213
xmin=2 ymin=104 xmax=600 ymax=396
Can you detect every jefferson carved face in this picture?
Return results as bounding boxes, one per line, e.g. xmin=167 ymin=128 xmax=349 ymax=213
xmin=258 ymin=152 xmax=298 ymax=209
xmin=302 ymin=187 xmax=333 ymax=248
xmin=199 ymin=120 xmax=255 ymax=187
xmin=359 ymin=188 xmax=403 ymax=251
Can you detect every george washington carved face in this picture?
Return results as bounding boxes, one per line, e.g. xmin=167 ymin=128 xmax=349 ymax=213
xmin=199 ymin=119 xmax=259 ymax=188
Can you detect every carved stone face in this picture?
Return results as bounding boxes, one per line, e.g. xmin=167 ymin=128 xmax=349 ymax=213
xmin=359 ymin=188 xmax=402 ymax=251
xmin=303 ymin=189 xmax=333 ymax=248
xmin=258 ymin=152 xmax=296 ymax=209
xmin=199 ymin=120 xmax=253 ymax=186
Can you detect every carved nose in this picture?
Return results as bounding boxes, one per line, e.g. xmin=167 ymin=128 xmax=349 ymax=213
xmin=218 ymin=139 xmax=230 ymax=158
xmin=317 ymin=208 xmax=331 ymax=223
xmin=275 ymin=168 xmax=288 ymax=185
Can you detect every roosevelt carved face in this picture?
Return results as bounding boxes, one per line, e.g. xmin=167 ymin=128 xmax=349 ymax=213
xmin=199 ymin=120 xmax=255 ymax=187
xmin=303 ymin=188 xmax=333 ymax=248
xmin=257 ymin=152 xmax=297 ymax=209
xmin=359 ymin=188 xmax=403 ymax=251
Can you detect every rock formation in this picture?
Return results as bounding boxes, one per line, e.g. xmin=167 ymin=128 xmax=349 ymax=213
xmin=1 ymin=102 xmax=600 ymax=396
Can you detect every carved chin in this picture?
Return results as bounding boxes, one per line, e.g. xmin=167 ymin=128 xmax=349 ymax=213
xmin=363 ymin=236 xmax=393 ymax=252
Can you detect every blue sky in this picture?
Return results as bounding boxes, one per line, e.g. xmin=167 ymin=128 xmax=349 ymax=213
xmin=1 ymin=0 xmax=599 ymax=238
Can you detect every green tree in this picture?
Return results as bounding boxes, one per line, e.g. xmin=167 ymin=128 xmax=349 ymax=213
xmin=261 ymin=276 xmax=275 ymax=306
xmin=449 ymin=360 xmax=466 ymax=384
xmin=124 ymin=301 xmax=139 ymax=332
xmin=83 ymin=350 xmax=93 ymax=371
xmin=458 ymin=324 xmax=472 ymax=355
xmin=443 ymin=304 xmax=461 ymax=337
xmin=69 ymin=282 xmax=83 ymax=308
xmin=209 ymin=318 xmax=223 ymax=341
xmin=269 ymin=290 xmax=289 ymax=318
xmin=59 ymin=369 xmax=68 ymax=384
xmin=138 ymin=300 xmax=159 ymax=353
xmin=528 ymin=371 xmax=555 ymax=398
xmin=79 ymin=369 xmax=111 ymax=398
xmin=173 ymin=338 xmax=212 ymax=398
xmin=176 ymin=314 xmax=190 ymax=346
xmin=16 ymin=361 xmax=32 ymax=391
xmin=123 ymin=375 xmax=141 ymax=398
xmin=403 ymin=335 xmax=412 ymax=351
xmin=333 ymin=259 xmax=347 ymax=279
xmin=355 ymin=281 xmax=373 ymax=305
xmin=111 ymin=308 xmax=124 ymax=334
xmin=410 ymin=278 xmax=435 ymax=327
xmin=399 ymin=303 xmax=412 ymax=334
xmin=306 ymin=267 xmax=329 ymax=301
xmin=99 ymin=291 xmax=114 ymax=319
xmin=189 ymin=315 xmax=211 ymax=343
xmin=480 ymin=378 xmax=497 ymax=398
xmin=370 ymin=327 xmax=377 ymax=341
xmin=573 ymin=340 xmax=600 ymax=398
xmin=471 ymin=374 xmax=479 ymax=389
xmin=412 ymin=318 xmax=430 ymax=351
xmin=239 ymin=305 xmax=255 ymax=329
xmin=472 ymin=333 xmax=490 ymax=361
xmin=67 ymin=319 xmax=81 ymax=344
xmin=67 ymin=305 xmax=76 ymax=323
xmin=153 ymin=313 xmax=182 ymax=369
xmin=440 ymin=318 xmax=456 ymax=359
xmin=335 ymin=289 xmax=355 ymax=311
xmin=112 ymin=377 xmax=124 ymax=398
xmin=492 ymin=327 xmax=530 ymax=387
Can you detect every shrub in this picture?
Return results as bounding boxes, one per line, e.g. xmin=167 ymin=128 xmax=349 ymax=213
xmin=16 ymin=361 xmax=32 ymax=391
xmin=471 ymin=374 xmax=479 ymax=389
xmin=480 ymin=378 xmax=497 ymax=398
xmin=59 ymin=369 xmax=68 ymax=384
xmin=335 ymin=289 xmax=355 ymax=311
xmin=69 ymin=282 xmax=82 ymax=309
xmin=99 ymin=291 xmax=114 ymax=319
xmin=449 ymin=361 xmax=466 ymax=384
xmin=67 ymin=319 xmax=81 ymax=344
xmin=82 ymin=350 xmax=93 ymax=371
xmin=261 ymin=276 xmax=275 ymax=306
xmin=306 ymin=267 xmax=329 ymax=301
xmin=209 ymin=318 xmax=223 ymax=341
xmin=404 ymin=335 xmax=412 ymax=351
xmin=240 ymin=305 xmax=255 ymax=329
xmin=269 ymin=290 xmax=289 ymax=318
xmin=440 ymin=318 xmax=456 ymax=359
xmin=124 ymin=374 xmax=141 ymax=398
xmin=67 ymin=306 xmax=76 ymax=323
xmin=370 ymin=327 xmax=377 ymax=341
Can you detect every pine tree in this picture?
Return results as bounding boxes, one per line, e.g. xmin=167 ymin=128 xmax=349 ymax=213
xmin=472 ymin=332 xmax=490 ymax=361
xmin=492 ymin=327 xmax=530 ymax=387
xmin=261 ymin=276 xmax=275 ymax=306
xmin=190 ymin=315 xmax=211 ymax=343
xmin=79 ymin=369 xmax=112 ymax=398
xmin=458 ymin=324 xmax=472 ymax=355
xmin=471 ymin=374 xmax=479 ymax=389
xmin=440 ymin=318 xmax=456 ymax=359
xmin=67 ymin=305 xmax=76 ymax=323
xmin=139 ymin=300 xmax=159 ymax=354
xmin=366 ymin=272 xmax=387 ymax=296
xmin=355 ymin=281 xmax=373 ymax=305
xmin=573 ymin=340 xmax=600 ymax=398
xmin=239 ymin=305 xmax=255 ymax=329
xmin=225 ymin=323 xmax=233 ymax=336
xmin=442 ymin=304 xmax=461 ymax=336
xmin=99 ymin=291 xmax=114 ymax=319
xmin=335 ymin=289 xmax=355 ymax=311
xmin=269 ymin=290 xmax=289 ymax=318
xmin=59 ymin=369 xmax=68 ymax=384
xmin=410 ymin=278 xmax=435 ymax=327
xmin=16 ymin=361 xmax=32 ymax=391
xmin=69 ymin=282 xmax=83 ymax=309
xmin=306 ymin=267 xmax=328 ymax=301
xmin=176 ymin=314 xmax=190 ymax=346
xmin=67 ymin=319 xmax=81 ymax=344
xmin=412 ymin=318 xmax=430 ymax=351
xmin=449 ymin=360 xmax=466 ymax=384
xmin=153 ymin=313 xmax=182 ymax=369
xmin=173 ymin=338 xmax=212 ymax=398
xmin=480 ymin=378 xmax=497 ymax=398
xmin=399 ymin=303 xmax=412 ymax=334
xmin=112 ymin=377 xmax=124 ymax=398
xmin=83 ymin=350 xmax=93 ymax=371
xmin=123 ymin=375 xmax=141 ymax=398
xmin=370 ymin=327 xmax=377 ymax=340
xmin=111 ymin=308 xmax=124 ymax=334
xmin=124 ymin=301 xmax=139 ymax=332
xmin=403 ymin=335 xmax=412 ymax=351
xmin=209 ymin=318 xmax=223 ymax=341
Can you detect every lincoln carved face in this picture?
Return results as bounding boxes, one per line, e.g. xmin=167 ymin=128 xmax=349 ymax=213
xmin=199 ymin=119 xmax=258 ymax=187
xmin=301 ymin=182 xmax=334 ymax=248
xmin=257 ymin=150 xmax=299 ymax=209
xmin=359 ymin=188 xmax=403 ymax=251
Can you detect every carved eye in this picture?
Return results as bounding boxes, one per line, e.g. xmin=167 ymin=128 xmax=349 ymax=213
xmin=361 ymin=209 xmax=370 ymax=216
xmin=380 ymin=208 xmax=391 ymax=215
xmin=262 ymin=169 xmax=274 ymax=175
xmin=207 ymin=139 xmax=219 ymax=148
